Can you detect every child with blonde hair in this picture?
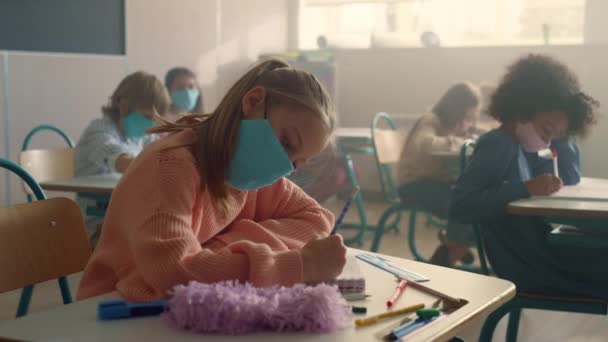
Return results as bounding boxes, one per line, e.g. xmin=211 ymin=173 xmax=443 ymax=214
xmin=74 ymin=71 xmax=171 ymax=240
xmin=77 ymin=59 xmax=347 ymax=301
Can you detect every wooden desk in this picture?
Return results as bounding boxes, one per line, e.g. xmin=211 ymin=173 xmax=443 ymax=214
xmin=335 ymin=128 xmax=372 ymax=142
xmin=508 ymin=178 xmax=608 ymax=219
xmin=508 ymin=197 xmax=608 ymax=219
xmin=0 ymin=251 xmax=514 ymax=342
xmin=39 ymin=174 xmax=121 ymax=194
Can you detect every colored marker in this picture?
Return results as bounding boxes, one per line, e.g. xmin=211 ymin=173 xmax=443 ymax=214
xmin=98 ymin=300 xmax=167 ymax=320
xmin=343 ymin=293 xmax=371 ymax=301
xmin=331 ymin=187 xmax=360 ymax=235
xmin=387 ymin=308 xmax=442 ymax=341
xmin=354 ymin=303 xmax=424 ymax=327
xmin=386 ymin=279 xmax=408 ymax=308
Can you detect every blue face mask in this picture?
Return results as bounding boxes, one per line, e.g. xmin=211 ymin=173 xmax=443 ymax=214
xmin=123 ymin=112 xmax=155 ymax=139
xmin=227 ymin=119 xmax=294 ymax=191
xmin=171 ymin=88 xmax=199 ymax=112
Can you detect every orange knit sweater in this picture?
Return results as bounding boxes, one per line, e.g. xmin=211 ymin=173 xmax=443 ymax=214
xmin=77 ymin=129 xmax=334 ymax=301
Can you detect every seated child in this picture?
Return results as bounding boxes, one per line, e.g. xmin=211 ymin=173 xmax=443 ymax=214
xmin=74 ymin=71 xmax=171 ymax=241
xmin=450 ymin=54 xmax=608 ymax=299
xmin=77 ymin=59 xmax=347 ymax=301
xmin=397 ymin=82 xmax=480 ymax=266
xmin=164 ymin=67 xmax=203 ymax=122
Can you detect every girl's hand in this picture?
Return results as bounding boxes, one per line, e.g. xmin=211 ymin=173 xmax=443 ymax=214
xmin=301 ymin=235 xmax=347 ymax=283
xmin=525 ymin=174 xmax=562 ymax=196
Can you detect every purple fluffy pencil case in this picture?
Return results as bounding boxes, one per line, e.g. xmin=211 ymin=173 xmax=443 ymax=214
xmin=162 ymin=281 xmax=351 ymax=335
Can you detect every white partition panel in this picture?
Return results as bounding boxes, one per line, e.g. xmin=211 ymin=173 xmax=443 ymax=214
xmin=5 ymin=53 xmax=126 ymax=204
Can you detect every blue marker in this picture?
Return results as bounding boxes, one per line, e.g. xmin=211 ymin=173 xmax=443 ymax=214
xmin=331 ymin=187 xmax=360 ymax=235
xmin=387 ymin=308 xmax=442 ymax=341
xmin=98 ymin=300 xmax=168 ymax=320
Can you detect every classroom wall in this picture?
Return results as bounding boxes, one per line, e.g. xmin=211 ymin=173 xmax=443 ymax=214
xmin=125 ymin=0 xmax=219 ymax=111
xmin=126 ymin=0 xmax=288 ymax=111
xmin=2 ymin=53 xmax=127 ymax=204
xmin=0 ymin=0 xmax=289 ymax=206
xmin=334 ymin=45 xmax=608 ymax=190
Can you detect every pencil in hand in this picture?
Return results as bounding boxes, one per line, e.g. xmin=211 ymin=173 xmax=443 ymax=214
xmin=330 ymin=187 xmax=360 ymax=235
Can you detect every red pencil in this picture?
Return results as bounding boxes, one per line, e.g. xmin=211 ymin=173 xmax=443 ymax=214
xmin=387 ymin=279 xmax=408 ymax=308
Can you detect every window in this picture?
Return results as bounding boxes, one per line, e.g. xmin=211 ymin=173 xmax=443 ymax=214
xmin=298 ymin=0 xmax=586 ymax=49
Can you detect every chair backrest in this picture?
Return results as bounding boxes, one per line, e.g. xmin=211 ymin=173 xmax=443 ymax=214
xmin=373 ymin=129 xmax=408 ymax=164
xmin=19 ymin=148 xmax=75 ymax=195
xmin=0 ymin=197 xmax=91 ymax=293
xmin=21 ymin=125 xmax=75 ymax=151
xmin=371 ymin=112 xmax=408 ymax=203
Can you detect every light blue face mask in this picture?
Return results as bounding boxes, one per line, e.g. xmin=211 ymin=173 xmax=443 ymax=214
xmin=123 ymin=112 xmax=155 ymax=139
xmin=227 ymin=119 xmax=294 ymax=191
xmin=171 ymin=88 xmax=199 ymax=112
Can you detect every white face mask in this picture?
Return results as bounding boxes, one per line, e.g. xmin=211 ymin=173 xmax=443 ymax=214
xmin=515 ymin=122 xmax=550 ymax=152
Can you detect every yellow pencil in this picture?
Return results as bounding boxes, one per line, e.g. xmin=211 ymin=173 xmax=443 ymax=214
xmin=355 ymin=303 xmax=425 ymax=327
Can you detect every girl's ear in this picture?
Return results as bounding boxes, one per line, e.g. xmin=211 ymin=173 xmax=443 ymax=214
xmin=242 ymin=86 xmax=267 ymax=119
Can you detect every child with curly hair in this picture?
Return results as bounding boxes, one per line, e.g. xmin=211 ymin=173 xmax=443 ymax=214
xmin=450 ymin=54 xmax=608 ymax=298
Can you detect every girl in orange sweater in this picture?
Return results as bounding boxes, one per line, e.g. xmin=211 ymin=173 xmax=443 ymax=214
xmin=77 ymin=59 xmax=347 ymax=301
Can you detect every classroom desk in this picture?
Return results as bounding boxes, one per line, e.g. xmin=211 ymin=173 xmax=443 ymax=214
xmin=335 ymin=128 xmax=373 ymax=146
xmin=508 ymin=197 xmax=608 ymax=219
xmin=39 ymin=174 xmax=121 ymax=194
xmin=508 ymin=178 xmax=608 ymax=237
xmin=0 ymin=250 xmax=514 ymax=342
xmin=508 ymin=177 xmax=608 ymax=219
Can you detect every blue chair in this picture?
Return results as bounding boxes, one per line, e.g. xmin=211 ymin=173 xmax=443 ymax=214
xmin=371 ymin=134 xmax=486 ymax=274
xmin=0 ymin=158 xmax=90 ymax=317
xmin=21 ymin=125 xmax=74 ymax=203
xmin=369 ymin=113 xmax=452 ymax=263
xmin=22 ymin=124 xmax=75 ymax=152
xmin=368 ymin=113 xmax=422 ymax=257
xmin=20 ymin=125 xmax=110 ymax=218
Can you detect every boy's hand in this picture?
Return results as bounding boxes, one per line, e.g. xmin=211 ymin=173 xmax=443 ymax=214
xmin=525 ymin=174 xmax=562 ymax=196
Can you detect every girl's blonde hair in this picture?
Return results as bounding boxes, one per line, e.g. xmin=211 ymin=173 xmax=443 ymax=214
xmin=102 ymin=71 xmax=171 ymax=122
xmin=150 ymin=58 xmax=335 ymax=209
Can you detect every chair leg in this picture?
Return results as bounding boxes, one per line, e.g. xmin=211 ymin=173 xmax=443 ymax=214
xmin=479 ymin=300 xmax=517 ymax=342
xmin=352 ymin=191 xmax=368 ymax=245
xmin=370 ymin=205 xmax=403 ymax=252
xmin=506 ymin=309 xmax=522 ymax=342
xmin=16 ymin=285 xmax=34 ymax=317
xmin=407 ymin=211 xmax=426 ymax=262
xmin=473 ymin=225 xmax=491 ymax=275
xmin=58 ymin=276 xmax=73 ymax=305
